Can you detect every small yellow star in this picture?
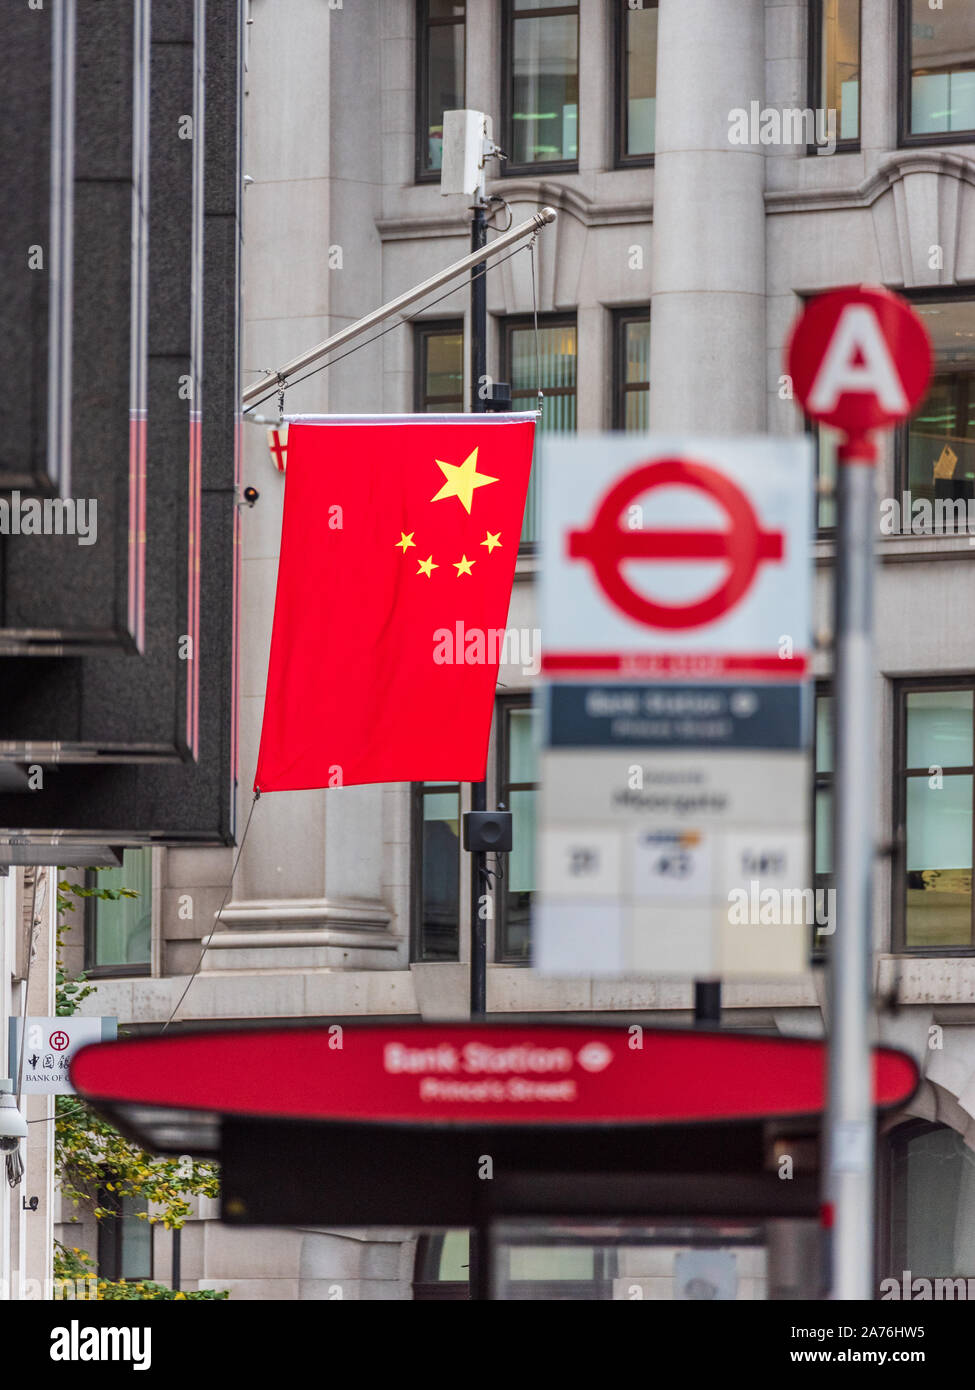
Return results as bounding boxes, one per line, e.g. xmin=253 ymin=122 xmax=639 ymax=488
xmin=453 ymin=555 xmax=475 ymax=576
xmin=481 ymin=530 xmax=502 ymax=553
xmin=430 ymin=447 xmax=498 ymax=514
xmin=395 ymin=531 xmax=416 ymax=552
xmin=417 ymin=555 xmax=438 ymax=577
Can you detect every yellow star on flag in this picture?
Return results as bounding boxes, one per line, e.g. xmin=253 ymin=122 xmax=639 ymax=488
xmin=395 ymin=531 xmax=416 ymax=552
xmin=481 ymin=530 xmax=502 ymax=553
xmin=417 ymin=555 xmax=438 ymax=577
xmin=430 ymin=448 xmax=498 ymax=514
xmin=453 ymin=555 xmax=475 ymax=576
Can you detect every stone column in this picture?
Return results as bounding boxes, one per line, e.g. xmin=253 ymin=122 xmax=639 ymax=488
xmin=649 ymin=0 xmax=767 ymax=434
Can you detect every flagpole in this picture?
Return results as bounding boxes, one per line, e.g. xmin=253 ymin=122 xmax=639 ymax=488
xmin=242 ymin=208 xmax=557 ymax=410
xmin=469 ymin=190 xmax=489 ymax=1024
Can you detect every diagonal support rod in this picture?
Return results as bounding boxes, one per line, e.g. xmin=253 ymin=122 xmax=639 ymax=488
xmin=241 ymin=206 xmax=557 ymax=409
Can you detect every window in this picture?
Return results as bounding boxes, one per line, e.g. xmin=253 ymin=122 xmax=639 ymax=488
xmin=884 ymin=1121 xmax=975 ymax=1284
xmin=900 ymin=0 xmax=975 ymax=144
xmin=496 ymin=696 xmax=539 ymax=962
xmin=415 ymin=320 xmax=465 ymax=412
xmin=813 ymin=685 xmax=834 ymax=952
xmin=502 ymin=313 xmax=577 ymax=544
xmin=613 ymin=310 xmax=649 ymax=430
xmin=413 ymin=1230 xmax=616 ymax=1300
xmin=416 ymin=2 xmax=466 ymax=181
xmin=97 ymin=1185 xmax=152 ymax=1282
xmin=411 ymin=781 xmax=461 ymax=960
xmin=503 ymin=0 xmax=579 ymax=172
xmin=84 ymin=847 xmax=152 ymax=973
xmin=616 ymin=0 xmax=656 ymax=164
xmin=895 ymin=296 xmax=975 ymax=532
xmin=809 ymin=0 xmax=861 ymax=149
xmin=812 ymin=425 xmax=839 ymax=532
xmin=895 ymin=684 xmax=975 ymax=951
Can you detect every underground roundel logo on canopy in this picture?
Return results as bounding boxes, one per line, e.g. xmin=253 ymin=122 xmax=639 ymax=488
xmin=567 ymin=458 xmax=786 ymax=630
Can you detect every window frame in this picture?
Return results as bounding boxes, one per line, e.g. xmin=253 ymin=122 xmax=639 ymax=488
xmin=415 ymin=1 xmax=468 ymax=185
xmin=807 ymin=0 xmax=862 ymax=156
xmin=892 ymin=287 xmax=975 ymax=529
xmin=410 ymin=780 xmax=463 ymax=963
xmin=82 ymin=855 xmax=152 ymax=979
xmin=501 ymin=310 xmax=578 ymax=551
xmin=614 ymin=0 xmax=655 ymax=169
xmin=898 ymin=0 xmax=975 ymax=148
xmin=413 ymin=318 xmax=466 ymax=413
xmin=612 ymin=307 xmax=650 ymax=430
xmin=96 ymin=1181 xmax=153 ymax=1283
xmin=501 ymin=0 xmax=580 ymax=177
xmin=495 ymin=692 xmax=536 ymax=964
xmin=892 ymin=678 xmax=975 ymax=955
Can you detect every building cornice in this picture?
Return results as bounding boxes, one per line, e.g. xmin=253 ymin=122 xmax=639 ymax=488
xmin=377 ymin=182 xmax=651 ymax=242
xmin=766 ymin=150 xmax=975 ymax=215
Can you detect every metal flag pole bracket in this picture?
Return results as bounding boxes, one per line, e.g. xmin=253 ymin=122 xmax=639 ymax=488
xmin=242 ymin=208 xmax=557 ymax=412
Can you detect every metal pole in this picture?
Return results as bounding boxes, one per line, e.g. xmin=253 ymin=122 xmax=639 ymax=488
xmin=825 ymin=457 xmax=876 ymax=1300
xmin=242 ymin=207 xmax=557 ymax=408
xmin=469 ymin=196 xmax=488 ymax=1020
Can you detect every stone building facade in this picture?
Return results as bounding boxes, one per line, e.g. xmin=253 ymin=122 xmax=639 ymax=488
xmin=70 ymin=0 xmax=975 ymax=1298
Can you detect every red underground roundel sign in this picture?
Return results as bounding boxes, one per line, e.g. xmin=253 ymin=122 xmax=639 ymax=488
xmin=567 ymin=458 xmax=785 ymax=631
xmin=70 ymin=1023 xmax=919 ymax=1129
xmin=787 ymin=285 xmax=932 ymax=461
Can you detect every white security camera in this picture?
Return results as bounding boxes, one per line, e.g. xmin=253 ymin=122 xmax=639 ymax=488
xmin=0 ymin=1081 xmax=27 ymax=1152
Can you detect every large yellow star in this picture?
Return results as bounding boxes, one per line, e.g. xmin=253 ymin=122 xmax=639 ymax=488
xmin=395 ymin=531 xmax=416 ymax=552
xmin=430 ymin=447 xmax=498 ymax=514
xmin=481 ymin=530 xmax=502 ymax=553
xmin=453 ymin=555 xmax=474 ymax=576
xmin=417 ymin=555 xmax=437 ymax=577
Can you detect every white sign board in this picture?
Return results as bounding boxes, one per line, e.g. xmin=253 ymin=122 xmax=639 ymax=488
xmin=540 ymin=435 xmax=812 ymax=679
xmin=9 ymin=1016 xmax=117 ymax=1095
xmin=535 ymin=435 xmax=814 ymax=979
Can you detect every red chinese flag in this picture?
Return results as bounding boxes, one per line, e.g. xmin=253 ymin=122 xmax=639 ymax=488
xmin=255 ymin=415 xmax=536 ymax=790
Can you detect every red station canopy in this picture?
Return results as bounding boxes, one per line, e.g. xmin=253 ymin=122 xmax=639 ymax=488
xmin=71 ymin=1022 xmax=919 ymax=1143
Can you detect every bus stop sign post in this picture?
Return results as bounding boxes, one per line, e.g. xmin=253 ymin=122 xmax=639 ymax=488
xmin=787 ymin=285 xmax=931 ymax=1301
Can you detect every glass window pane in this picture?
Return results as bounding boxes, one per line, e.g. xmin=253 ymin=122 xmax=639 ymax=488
xmin=820 ymin=0 xmax=860 ymax=142
xmin=119 ymin=1196 xmax=152 ymax=1279
xmin=906 ymin=690 xmax=973 ymax=769
xmin=508 ymin=706 xmax=538 ymax=782
xmin=905 ymin=301 xmax=975 ymax=518
xmin=508 ymin=1246 xmax=595 ymax=1280
xmin=423 ymin=331 xmax=464 ymax=403
xmin=911 ymin=0 xmax=975 ymax=135
xmin=507 ymin=787 xmax=536 ymax=895
xmin=815 ymin=787 xmax=833 ymax=875
xmin=902 ymin=1127 xmax=975 ymax=1276
xmin=511 ymin=14 xmax=579 ymax=164
xmin=503 ymin=785 xmax=535 ymax=961
xmin=422 ymin=12 xmax=465 ymax=173
xmin=905 ymin=774 xmax=972 ymax=947
xmin=92 ymin=847 xmax=151 ymax=968
xmin=624 ymin=390 xmax=649 ymax=432
xmin=625 ymin=4 xmax=656 ymax=157
xmin=438 ymin=1229 xmax=470 ymax=1280
xmin=624 ymin=320 xmax=650 ymax=384
xmin=419 ymin=786 xmax=460 ymax=960
xmin=816 ymin=694 xmax=834 ymax=773
xmin=816 ymin=425 xmax=838 ymax=529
